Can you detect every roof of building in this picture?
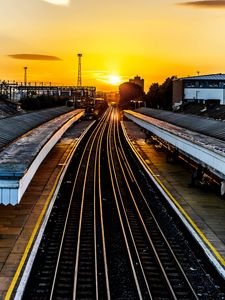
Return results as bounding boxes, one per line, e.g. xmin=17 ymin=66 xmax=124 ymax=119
xmin=178 ymin=73 xmax=225 ymax=81
xmin=0 ymin=106 xmax=73 ymax=150
xmin=136 ymin=107 xmax=225 ymax=142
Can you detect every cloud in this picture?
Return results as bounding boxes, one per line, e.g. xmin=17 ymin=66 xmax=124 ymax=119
xmin=8 ymin=54 xmax=62 ymax=61
xmin=41 ymin=0 xmax=70 ymax=6
xmin=178 ymin=1 xmax=225 ymax=8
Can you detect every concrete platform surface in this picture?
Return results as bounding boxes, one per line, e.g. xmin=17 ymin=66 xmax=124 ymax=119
xmin=123 ymin=120 xmax=225 ymax=278
xmin=0 ymin=120 xmax=92 ymax=299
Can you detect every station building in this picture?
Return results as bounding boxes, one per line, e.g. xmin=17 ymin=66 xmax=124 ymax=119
xmin=129 ymin=75 xmax=144 ymax=92
xmin=172 ymin=73 xmax=225 ymax=109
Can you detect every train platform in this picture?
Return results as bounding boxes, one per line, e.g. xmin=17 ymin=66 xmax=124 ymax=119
xmin=0 ymin=106 xmax=74 ymax=150
xmin=123 ymin=120 xmax=225 ymax=279
xmin=124 ymin=110 xmax=225 ymax=181
xmin=0 ymin=109 xmax=84 ymax=205
xmin=0 ymin=120 xmax=93 ymax=299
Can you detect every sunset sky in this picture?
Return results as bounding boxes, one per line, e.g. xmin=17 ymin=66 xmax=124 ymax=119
xmin=1 ymin=0 xmax=225 ymax=91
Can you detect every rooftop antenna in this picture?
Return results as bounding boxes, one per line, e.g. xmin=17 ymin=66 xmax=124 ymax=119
xmin=77 ymin=53 xmax=82 ymax=86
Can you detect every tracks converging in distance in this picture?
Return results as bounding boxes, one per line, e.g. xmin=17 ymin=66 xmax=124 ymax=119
xmin=21 ymin=107 xmax=224 ymax=300
xmin=107 ymin=109 xmax=199 ymax=299
xmin=23 ymin=108 xmax=111 ymax=300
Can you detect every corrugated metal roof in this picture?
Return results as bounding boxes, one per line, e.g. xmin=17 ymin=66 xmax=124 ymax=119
xmin=178 ymin=73 xmax=225 ymax=81
xmin=0 ymin=109 xmax=85 ymax=205
xmin=0 ymin=107 xmax=73 ymax=150
xmin=136 ymin=108 xmax=225 ymax=142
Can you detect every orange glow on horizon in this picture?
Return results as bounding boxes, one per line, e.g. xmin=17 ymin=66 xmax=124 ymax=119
xmin=1 ymin=1 xmax=225 ymax=92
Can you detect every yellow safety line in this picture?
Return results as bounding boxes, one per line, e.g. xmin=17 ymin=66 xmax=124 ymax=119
xmin=5 ymin=139 xmax=78 ymax=300
xmin=123 ymin=122 xmax=225 ymax=267
xmin=149 ymin=165 xmax=225 ymax=266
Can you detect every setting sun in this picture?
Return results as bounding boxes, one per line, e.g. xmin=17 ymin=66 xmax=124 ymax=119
xmin=108 ymin=75 xmax=122 ymax=86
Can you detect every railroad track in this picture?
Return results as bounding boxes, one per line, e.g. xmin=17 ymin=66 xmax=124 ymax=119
xmin=22 ymin=108 xmax=112 ymax=300
xmin=20 ymin=107 xmax=224 ymax=299
xmin=107 ymin=108 xmax=199 ymax=299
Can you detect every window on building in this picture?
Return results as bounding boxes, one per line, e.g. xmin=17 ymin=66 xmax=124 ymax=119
xmin=208 ymin=81 xmax=219 ymax=88
xmin=186 ymin=81 xmax=195 ymax=88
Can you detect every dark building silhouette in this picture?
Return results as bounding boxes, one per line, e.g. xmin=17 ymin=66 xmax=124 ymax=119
xmin=129 ymin=75 xmax=144 ymax=92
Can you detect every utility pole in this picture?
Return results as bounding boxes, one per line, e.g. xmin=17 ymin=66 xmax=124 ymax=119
xmin=24 ymin=66 xmax=27 ymax=86
xmin=77 ymin=53 xmax=82 ymax=87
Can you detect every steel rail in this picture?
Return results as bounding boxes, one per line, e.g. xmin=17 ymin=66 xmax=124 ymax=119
xmin=49 ymin=108 xmax=110 ymax=299
xmin=97 ymin=109 xmax=111 ymax=300
xmin=113 ymin=111 xmax=177 ymax=299
xmin=111 ymin=109 xmax=153 ymax=299
xmin=90 ymin=106 xmax=111 ymax=299
xmin=73 ymin=108 xmax=112 ymax=299
xmin=106 ymin=109 xmax=144 ymax=299
xmin=117 ymin=118 xmax=199 ymax=299
xmin=93 ymin=120 xmax=100 ymax=300
xmin=115 ymin=109 xmax=199 ymax=299
xmin=93 ymin=109 xmax=112 ymax=299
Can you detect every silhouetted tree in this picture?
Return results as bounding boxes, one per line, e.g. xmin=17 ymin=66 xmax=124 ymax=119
xmin=159 ymin=77 xmax=175 ymax=110
xmin=119 ymin=82 xmax=144 ymax=108
xmin=145 ymin=83 xmax=160 ymax=108
xmin=145 ymin=76 xmax=175 ymax=110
